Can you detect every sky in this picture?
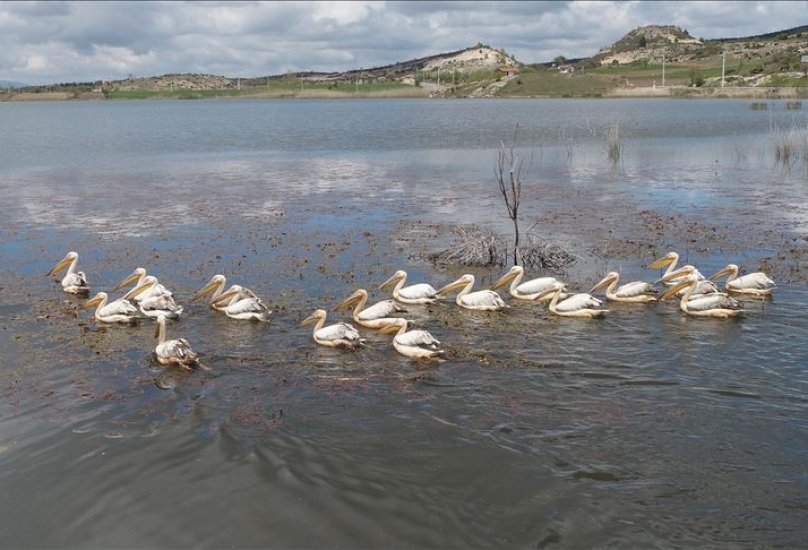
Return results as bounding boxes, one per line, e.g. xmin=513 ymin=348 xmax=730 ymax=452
xmin=0 ymin=0 xmax=805 ymax=86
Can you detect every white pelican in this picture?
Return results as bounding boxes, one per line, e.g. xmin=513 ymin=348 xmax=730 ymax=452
xmin=647 ymin=252 xmax=705 ymax=285
xmin=299 ymin=309 xmax=364 ymax=349
xmin=378 ymin=318 xmax=444 ymax=360
xmin=655 ymin=266 xmax=723 ymax=298
xmin=123 ymin=275 xmax=184 ymax=319
xmin=379 ymin=270 xmax=439 ymax=304
xmin=211 ymin=285 xmax=271 ymax=321
xmin=710 ymin=264 xmax=776 ymax=297
xmin=659 ymin=274 xmax=744 ymax=318
xmin=490 ymin=265 xmax=568 ymax=302
xmin=334 ymin=288 xmax=407 ymax=329
xmin=47 ymin=251 xmax=89 ymax=294
xmin=113 ymin=267 xmax=173 ymax=302
xmin=153 ymin=314 xmax=201 ymax=370
xmin=589 ymin=271 xmax=657 ymax=303
xmin=540 ymin=283 xmax=608 ymax=318
xmin=437 ymin=274 xmax=507 ymax=311
xmin=81 ymin=291 xmax=139 ymax=324
xmin=191 ymin=275 xmax=247 ymax=312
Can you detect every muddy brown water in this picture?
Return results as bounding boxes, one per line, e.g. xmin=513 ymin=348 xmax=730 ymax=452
xmin=1 ymin=98 xmax=807 ymax=548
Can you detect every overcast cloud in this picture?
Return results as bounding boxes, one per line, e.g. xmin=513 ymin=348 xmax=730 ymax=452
xmin=0 ymin=0 xmax=805 ymax=85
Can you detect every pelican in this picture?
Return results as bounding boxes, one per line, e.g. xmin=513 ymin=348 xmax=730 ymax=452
xmin=81 ymin=291 xmax=139 ymax=324
xmin=113 ymin=267 xmax=173 ymax=302
xmin=647 ymin=252 xmax=705 ymax=285
xmin=47 ymin=251 xmax=89 ymax=294
xmin=589 ymin=271 xmax=657 ymax=303
xmin=334 ymin=288 xmax=407 ymax=329
xmin=378 ymin=318 xmax=444 ymax=360
xmin=490 ymin=265 xmax=568 ymax=302
xmin=191 ymin=275 xmax=248 ymax=312
xmin=153 ymin=314 xmax=201 ymax=370
xmin=540 ymin=283 xmax=608 ymax=318
xmin=659 ymin=274 xmax=744 ymax=318
xmin=211 ymin=285 xmax=271 ymax=321
xmin=655 ymin=266 xmax=724 ymax=299
xmin=299 ymin=309 xmax=364 ymax=349
xmin=437 ymin=274 xmax=507 ymax=311
xmin=710 ymin=264 xmax=776 ymax=297
xmin=123 ymin=275 xmax=184 ymax=319
xmin=379 ymin=270 xmax=439 ymax=304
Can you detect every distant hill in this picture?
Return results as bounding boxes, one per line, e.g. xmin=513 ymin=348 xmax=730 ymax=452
xmin=0 ymin=79 xmax=28 ymax=88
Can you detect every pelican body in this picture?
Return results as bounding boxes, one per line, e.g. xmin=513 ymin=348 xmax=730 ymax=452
xmin=379 ymin=270 xmax=439 ymax=304
xmin=154 ymin=314 xmax=200 ymax=369
xmin=334 ymin=288 xmax=407 ymax=329
xmin=660 ymin=274 xmax=744 ymax=318
xmin=437 ymin=274 xmax=507 ymax=311
xmin=123 ymin=275 xmax=184 ymax=319
xmin=647 ymin=252 xmax=705 ymax=285
xmin=540 ymin=283 xmax=608 ymax=318
xmin=491 ymin=265 xmax=567 ymax=302
xmin=300 ymin=309 xmax=364 ymax=349
xmin=212 ymin=285 xmax=271 ymax=321
xmin=192 ymin=275 xmax=255 ymax=313
xmin=47 ymin=251 xmax=89 ymax=294
xmin=378 ymin=318 xmax=444 ymax=360
xmin=81 ymin=291 xmax=139 ymax=324
xmin=710 ymin=264 xmax=775 ymax=297
xmin=590 ymin=271 xmax=657 ymax=303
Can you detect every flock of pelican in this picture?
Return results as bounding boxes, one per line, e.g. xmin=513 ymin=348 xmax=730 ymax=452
xmin=47 ymin=249 xmax=776 ymax=368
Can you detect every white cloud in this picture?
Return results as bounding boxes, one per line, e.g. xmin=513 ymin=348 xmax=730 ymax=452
xmin=0 ymin=0 xmax=805 ymax=85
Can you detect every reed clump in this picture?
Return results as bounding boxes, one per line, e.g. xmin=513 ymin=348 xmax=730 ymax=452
xmin=750 ymin=102 xmax=769 ymax=110
xmin=606 ymin=121 xmax=621 ymax=164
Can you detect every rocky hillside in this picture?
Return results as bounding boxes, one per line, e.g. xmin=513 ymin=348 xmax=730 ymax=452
xmin=593 ymin=24 xmax=808 ymax=71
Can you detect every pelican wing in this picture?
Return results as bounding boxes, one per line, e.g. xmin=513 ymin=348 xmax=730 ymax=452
xmin=140 ymin=295 xmax=184 ymax=318
xmin=156 ymin=338 xmax=198 ymax=366
xmin=460 ymin=290 xmax=506 ymax=310
xmin=62 ymin=272 xmax=89 ymax=293
xmin=397 ymin=283 xmax=438 ymax=302
xmin=686 ymin=294 xmax=742 ymax=312
xmin=315 ymin=323 xmax=362 ymax=345
xmin=357 ymin=299 xmax=405 ymax=321
xmin=614 ymin=281 xmax=656 ymax=298
xmin=555 ymin=293 xmax=602 ymax=313
xmin=226 ymin=297 xmax=271 ymax=320
xmin=729 ymin=273 xmax=776 ymax=292
xmin=516 ymin=277 xmax=560 ymax=296
xmin=681 ymin=280 xmax=721 ymax=297
xmin=99 ymin=298 xmax=138 ymax=318
xmin=397 ymin=329 xmax=441 ymax=349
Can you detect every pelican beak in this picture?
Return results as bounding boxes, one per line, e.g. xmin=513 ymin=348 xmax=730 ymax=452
xmin=647 ymin=256 xmax=673 ymax=270
xmin=123 ymin=279 xmax=154 ymax=300
xmin=491 ymin=269 xmax=518 ymax=291
xmin=659 ymin=281 xmax=691 ymax=301
xmin=80 ymin=294 xmax=103 ymax=309
xmin=590 ymin=274 xmax=616 ymax=294
xmin=112 ymin=271 xmax=141 ymax=292
xmin=47 ymin=255 xmax=73 ymax=277
xmin=709 ymin=266 xmax=733 ymax=281
xmin=299 ymin=313 xmax=319 ymax=327
xmin=655 ymin=266 xmax=693 ymax=285
xmin=379 ymin=272 xmax=403 ymax=291
xmin=191 ymin=279 xmax=220 ymax=302
xmin=436 ymin=278 xmax=466 ymax=297
xmin=334 ymin=292 xmax=361 ymax=311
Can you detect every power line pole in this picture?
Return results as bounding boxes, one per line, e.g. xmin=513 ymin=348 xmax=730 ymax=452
xmin=721 ymin=50 xmax=726 ymax=87
xmin=662 ymin=52 xmax=665 ymax=87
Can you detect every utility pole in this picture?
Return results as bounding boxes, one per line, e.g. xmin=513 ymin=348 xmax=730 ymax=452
xmin=721 ymin=50 xmax=726 ymax=87
xmin=662 ymin=52 xmax=665 ymax=87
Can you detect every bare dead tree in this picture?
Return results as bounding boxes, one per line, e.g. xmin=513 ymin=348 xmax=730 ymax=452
xmin=496 ymin=123 xmax=533 ymax=266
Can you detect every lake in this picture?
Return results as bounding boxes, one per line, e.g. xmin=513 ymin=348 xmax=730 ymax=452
xmin=1 ymin=97 xmax=807 ymax=549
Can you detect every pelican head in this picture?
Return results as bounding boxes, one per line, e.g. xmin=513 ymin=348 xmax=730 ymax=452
xmin=334 ymin=289 xmax=368 ymax=311
xmin=191 ymin=274 xmax=227 ymax=302
xmin=655 ymin=265 xmax=697 ymax=285
xmin=300 ymin=309 xmax=327 ymax=327
xmin=589 ymin=271 xmax=620 ymax=293
xmin=47 ymin=251 xmax=79 ymax=276
xmin=647 ymin=252 xmax=679 ymax=270
xmin=80 ymin=292 xmax=107 ymax=310
xmin=436 ymin=274 xmax=474 ymax=296
xmin=379 ymin=270 xmax=406 ymax=291
xmin=123 ymin=275 xmax=158 ymax=301
xmin=490 ymin=265 xmax=523 ymax=291
xmin=658 ymin=275 xmax=698 ymax=301
xmin=709 ymin=264 xmax=739 ymax=281
xmin=211 ymin=284 xmax=245 ymax=307
xmin=113 ymin=267 xmax=147 ymax=292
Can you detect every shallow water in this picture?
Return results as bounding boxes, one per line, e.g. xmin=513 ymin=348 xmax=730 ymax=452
xmin=1 ymin=98 xmax=807 ymax=548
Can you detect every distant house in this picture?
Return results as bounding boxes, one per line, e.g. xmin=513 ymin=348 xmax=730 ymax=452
xmin=558 ymin=64 xmax=575 ymax=74
xmin=500 ymin=66 xmax=520 ymax=77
